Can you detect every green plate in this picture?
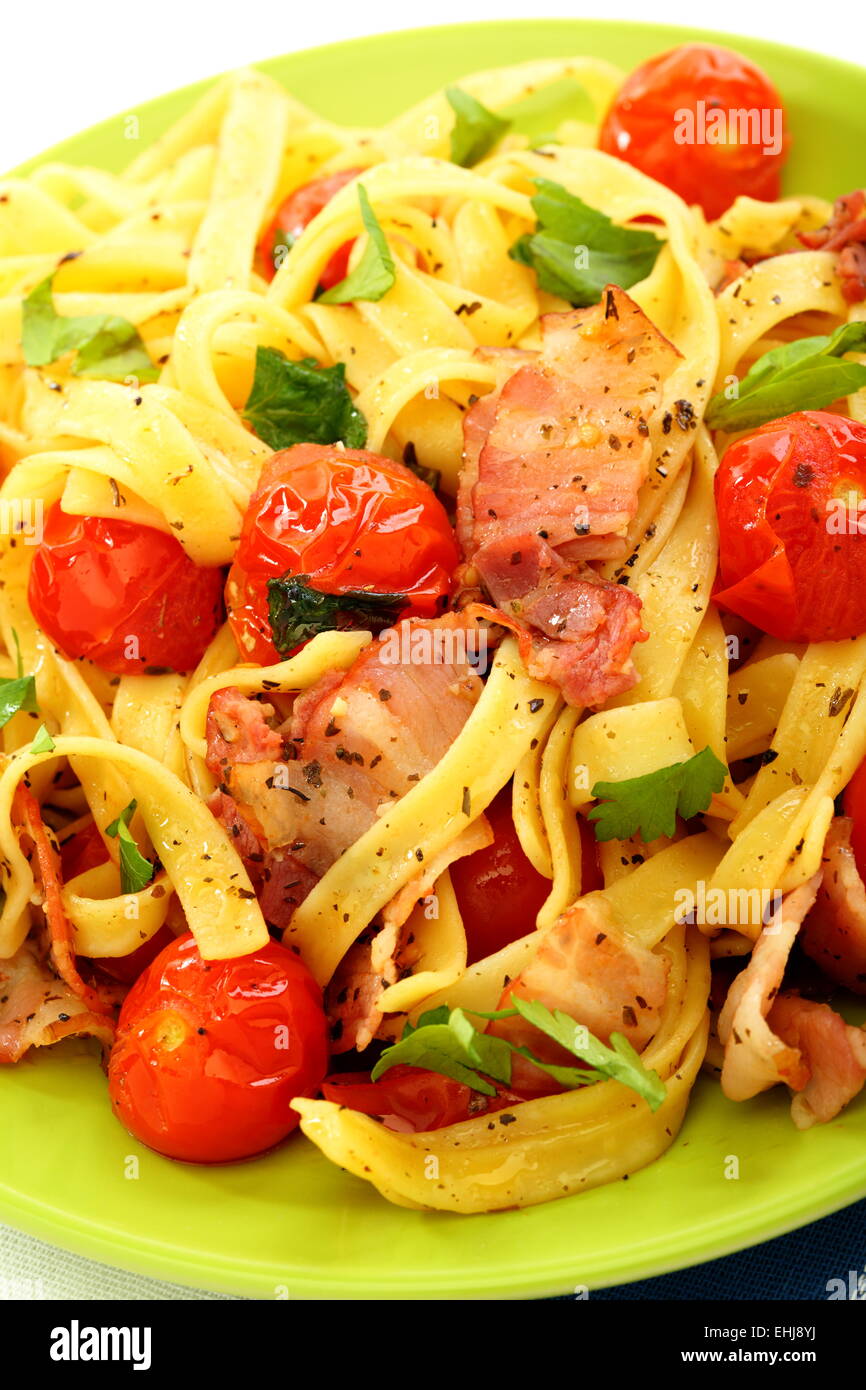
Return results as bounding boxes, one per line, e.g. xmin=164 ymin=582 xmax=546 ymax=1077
xmin=3 ymin=21 xmax=866 ymax=1300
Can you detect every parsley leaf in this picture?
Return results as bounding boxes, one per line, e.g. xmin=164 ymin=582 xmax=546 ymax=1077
xmin=30 ymin=725 xmax=55 ymax=754
xmin=588 ymin=745 xmax=727 ymax=844
xmin=105 ymin=799 xmax=155 ymax=895
xmin=317 ymin=185 xmax=395 ymax=305
xmin=0 ymin=632 xmax=37 ymax=729
xmin=446 ymin=87 xmax=510 ymax=167
xmin=21 ymin=274 xmax=158 ymax=382
xmin=705 ymin=321 xmax=866 ymax=432
xmin=267 ymin=574 xmax=406 ymax=655
xmin=509 ymin=178 xmax=663 ymax=306
xmin=242 ymin=347 xmax=367 ymax=451
xmin=371 ymin=996 xmax=666 ymax=1111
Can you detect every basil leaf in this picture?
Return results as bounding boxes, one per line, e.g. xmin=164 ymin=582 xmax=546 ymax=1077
xmin=30 ymin=725 xmax=55 ymax=754
xmin=446 ymin=87 xmax=510 ymax=167
xmin=509 ymin=178 xmax=663 ymax=306
xmin=705 ymin=321 xmax=866 ymax=432
xmin=105 ymin=799 xmax=155 ymax=895
xmin=317 ymin=185 xmax=395 ymax=305
xmin=0 ymin=643 xmax=38 ymax=729
xmin=267 ymin=575 xmax=406 ymax=655
xmin=588 ymin=745 xmax=727 ymax=844
xmin=243 ymin=347 xmax=367 ymax=451
xmin=372 ymin=1007 xmax=513 ymax=1096
xmin=21 ymin=274 xmax=158 ymax=382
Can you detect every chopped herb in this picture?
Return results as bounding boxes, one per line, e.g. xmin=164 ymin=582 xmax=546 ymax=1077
xmin=446 ymin=87 xmax=510 ymax=167
xmin=509 ymin=179 xmax=663 ymax=306
xmin=30 ymin=725 xmax=55 ymax=754
xmin=105 ymin=799 xmax=155 ymax=895
xmin=705 ymin=322 xmax=866 ymax=433
xmin=242 ymin=346 xmax=367 ymax=451
xmin=0 ymin=632 xmax=37 ymax=728
xmin=21 ymin=273 xmax=157 ymax=381
xmin=371 ymin=996 xmax=665 ymax=1110
xmin=267 ymin=574 xmax=406 ymax=655
xmin=317 ymin=185 xmax=395 ymax=304
xmin=588 ymin=745 xmax=727 ymax=843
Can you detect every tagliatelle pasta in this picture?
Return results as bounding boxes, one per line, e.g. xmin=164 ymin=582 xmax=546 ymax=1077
xmin=1 ymin=46 xmax=866 ymax=1213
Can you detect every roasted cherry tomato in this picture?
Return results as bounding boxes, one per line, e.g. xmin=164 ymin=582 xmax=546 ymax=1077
xmin=451 ymin=789 xmax=551 ymax=964
xmin=450 ymin=790 xmax=604 ymax=964
xmin=599 ymin=43 xmax=789 ymax=220
xmin=714 ymin=411 xmax=866 ymax=643
xmin=108 ymin=933 xmax=328 ymax=1162
xmin=258 ymin=168 xmax=362 ymax=286
xmin=28 ymin=504 xmax=224 ymax=676
xmin=321 ymin=1065 xmax=529 ymax=1132
xmin=226 ymin=444 xmax=459 ymax=665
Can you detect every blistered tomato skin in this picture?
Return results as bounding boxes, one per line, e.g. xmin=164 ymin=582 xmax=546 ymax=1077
xmin=258 ymin=168 xmax=362 ymax=285
xmin=27 ymin=504 xmax=225 ymax=676
xmin=107 ymin=933 xmax=329 ymax=1163
xmin=226 ymin=444 xmax=459 ymax=665
xmin=599 ymin=43 xmax=789 ymax=221
xmin=714 ymin=411 xmax=866 ymax=644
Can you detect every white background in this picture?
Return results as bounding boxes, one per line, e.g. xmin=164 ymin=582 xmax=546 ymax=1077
xmin=2 ymin=0 xmax=865 ymax=172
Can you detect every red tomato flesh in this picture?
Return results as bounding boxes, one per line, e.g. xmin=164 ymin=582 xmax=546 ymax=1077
xmin=108 ymin=933 xmax=329 ymax=1162
xmin=28 ymin=504 xmax=224 ymax=676
xmin=844 ymin=760 xmax=866 ymax=885
xmin=322 ymin=1065 xmax=529 ymax=1132
xmin=714 ymin=411 xmax=866 ymax=643
xmin=599 ymin=43 xmax=789 ymax=220
xmin=226 ymin=443 xmax=458 ymax=665
xmin=258 ymin=168 xmax=362 ymax=286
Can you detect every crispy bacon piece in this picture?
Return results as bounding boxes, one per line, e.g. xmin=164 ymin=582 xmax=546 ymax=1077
xmin=12 ymin=785 xmax=115 ymax=1017
xmin=718 ymin=874 xmax=866 ymax=1127
xmin=488 ymin=894 xmax=668 ymax=1088
xmin=768 ymin=992 xmax=866 ymax=1129
xmin=0 ymin=939 xmax=116 ymax=1064
xmin=206 ymin=614 xmax=485 ymax=918
xmin=800 ymin=818 xmax=866 ymax=995
xmin=718 ymin=877 xmax=820 ymax=1102
xmin=472 ymin=534 xmax=646 ymax=707
xmin=457 ymin=286 xmax=679 ymax=707
xmin=798 ymin=191 xmax=866 ymax=304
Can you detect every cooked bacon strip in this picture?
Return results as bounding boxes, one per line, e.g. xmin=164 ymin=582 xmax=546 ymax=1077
xmin=328 ymin=817 xmax=493 ymax=1052
xmin=459 ymin=287 xmax=680 ymax=564
xmin=12 ymin=784 xmax=115 ymax=1017
xmin=207 ymin=613 xmax=485 ymax=908
xmin=799 ymin=191 xmax=866 ymax=304
xmin=457 ymin=287 xmax=679 ymax=707
xmin=489 ymin=895 xmax=669 ymax=1082
xmin=768 ymin=992 xmax=866 ymax=1129
xmin=800 ymin=818 xmax=866 ymax=995
xmin=718 ymin=877 xmax=819 ymax=1102
xmin=472 ymin=534 xmax=646 ymax=707
xmin=0 ymin=938 xmax=115 ymax=1064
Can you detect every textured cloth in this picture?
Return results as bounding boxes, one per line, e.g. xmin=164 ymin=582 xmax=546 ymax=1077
xmin=1 ymin=1201 xmax=864 ymax=1299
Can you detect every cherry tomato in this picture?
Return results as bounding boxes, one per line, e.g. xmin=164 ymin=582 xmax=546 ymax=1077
xmin=108 ymin=933 xmax=328 ymax=1162
xmin=28 ymin=504 xmax=224 ymax=676
xmin=451 ymin=789 xmax=551 ymax=964
xmin=258 ymin=168 xmax=362 ymax=286
xmin=599 ymin=43 xmax=789 ymax=220
xmin=714 ymin=411 xmax=866 ymax=643
xmin=843 ymin=762 xmax=866 ymax=885
xmin=322 ymin=1065 xmax=528 ymax=1132
xmin=226 ymin=444 xmax=459 ymax=664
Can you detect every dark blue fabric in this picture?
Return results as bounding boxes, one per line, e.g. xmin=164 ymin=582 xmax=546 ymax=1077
xmin=590 ymin=1199 xmax=866 ymax=1299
